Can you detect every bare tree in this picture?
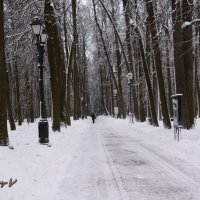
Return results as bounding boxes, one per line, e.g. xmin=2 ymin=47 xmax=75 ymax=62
xmin=145 ymin=0 xmax=171 ymax=128
xmin=172 ymin=0 xmax=194 ymax=129
xmin=0 ymin=1 xmax=9 ymax=145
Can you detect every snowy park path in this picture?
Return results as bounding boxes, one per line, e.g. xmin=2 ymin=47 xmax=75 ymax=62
xmin=2 ymin=116 xmax=200 ymax=200
xmin=55 ymin=117 xmax=200 ymax=200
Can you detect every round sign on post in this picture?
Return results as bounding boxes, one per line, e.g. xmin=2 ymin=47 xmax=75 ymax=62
xmin=171 ymin=94 xmax=183 ymax=141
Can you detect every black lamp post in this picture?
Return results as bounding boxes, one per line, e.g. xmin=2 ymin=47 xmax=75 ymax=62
xmin=126 ymin=72 xmax=134 ymax=123
xmin=30 ymin=17 xmax=49 ymax=144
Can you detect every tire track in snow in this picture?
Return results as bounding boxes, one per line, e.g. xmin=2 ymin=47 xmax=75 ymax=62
xmin=117 ymin=128 xmax=200 ymax=191
xmin=99 ymin=130 xmax=130 ymax=200
xmin=135 ymin=141 xmax=200 ymax=188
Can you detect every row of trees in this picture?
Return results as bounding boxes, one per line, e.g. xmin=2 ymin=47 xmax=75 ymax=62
xmin=0 ymin=0 xmax=199 ymax=146
xmin=90 ymin=0 xmax=197 ymax=130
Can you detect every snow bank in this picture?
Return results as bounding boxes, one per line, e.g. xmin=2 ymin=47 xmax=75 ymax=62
xmin=1 ymin=116 xmax=200 ymax=199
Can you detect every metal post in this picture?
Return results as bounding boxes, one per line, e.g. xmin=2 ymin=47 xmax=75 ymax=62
xmin=36 ymin=36 xmax=49 ymax=144
xmin=129 ymin=84 xmax=133 ymax=123
xmin=126 ymin=72 xmax=134 ymax=123
xmin=172 ymin=94 xmax=183 ymax=142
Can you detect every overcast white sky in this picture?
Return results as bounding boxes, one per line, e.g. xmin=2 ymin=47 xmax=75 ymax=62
xmin=81 ymin=0 xmax=88 ymax=5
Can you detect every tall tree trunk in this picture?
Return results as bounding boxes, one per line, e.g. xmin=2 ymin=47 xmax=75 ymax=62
xmin=6 ymin=70 xmax=16 ymax=130
xmin=114 ymin=31 xmax=126 ymax=118
xmin=134 ymin=26 xmax=158 ymax=126
xmin=63 ymin=1 xmax=71 ymax=125
xmin=63 ymin=0 xmax=69 ymax=61
xmin=100 ymin=68 xmax=109 ymax=115
xmin=122 ymin=0 xmax=139 ymax=120
xmin=111 ymin=0 xmax=126 ymax=118
xmin=182 ymin=0 xmax=194 ymax=128
xmin=44 ymin=0 xmax=66 ymax=131
xmin=167 ymin=66 xmax=173 ymax=118
xmin=172 ymin=0 xmax=191 ymax=129
xmin=66 ymin=42 xmax=75 ymax=126
xmin=145 ymin=0 xmax=171 ymax=128
xmin=162 ymin=27 xmax=173 ymax=118
xmin=14 ymin=58 xmax=22 ymax=126
xmin=138 ymin=55 xmax=146 ymax=122
xmin=29 ymin=81 xmax=34 ymax=123
xmin=0 ymin=1 xmax=9 ymax=145
xmin=72 ymin=0 xmax=79 ymax=120
xmin=197 ymin=76 xmax=200 ymax=118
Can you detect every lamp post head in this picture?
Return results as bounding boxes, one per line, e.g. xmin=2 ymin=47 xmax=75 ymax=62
xmin=126 ymin=72 xmax=133 ymax=85
xmin=41 ymin=27 xmax=48 ymax=43
xmin=30 ymin=17 xmax=43 ymax=35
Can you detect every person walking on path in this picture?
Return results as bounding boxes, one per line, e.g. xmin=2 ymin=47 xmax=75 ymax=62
xmin=91 ymin=113 xmax=96 ymax=124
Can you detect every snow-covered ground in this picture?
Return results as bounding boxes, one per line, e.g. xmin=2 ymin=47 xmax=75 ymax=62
xmin=1 ymin=116 xmax=200 ymax=200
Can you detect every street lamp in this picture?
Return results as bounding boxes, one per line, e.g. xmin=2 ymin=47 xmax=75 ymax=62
xmin=30 ymin=17 xmax=43 ymax=35
xmin=126 ymin=72 xmax=134 ymax=123
xmin=30 ymin=17 xmax=49 ymax=144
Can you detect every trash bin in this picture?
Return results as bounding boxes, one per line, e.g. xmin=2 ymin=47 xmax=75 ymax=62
xmin=38 ymin=120 xmax=49 ymax=143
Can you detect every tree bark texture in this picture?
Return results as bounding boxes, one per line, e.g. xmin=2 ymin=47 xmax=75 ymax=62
xmin=0 ymin=1 xmax=9 ymax=145
xmin=172 ymin=0 xmax=193 ymax=129
xmin=44 ymin=0 xmax=67 ymax=131
xmin=6 ymin=71 xmax=16 ymax=130
xmin=145 ymin=0 xmax=171 ymax=128
xmin=182 ymin=0 xmax=194 ymax=128
xmin=134 ymin=26 xmax=159 ymax=126
xmin=72 ymin=0 xmax=79 ymax=120
xmin=122 ymin=0 xmax=139 ymax=121
xmin=14 ymin=59 xmax=22 ymax=126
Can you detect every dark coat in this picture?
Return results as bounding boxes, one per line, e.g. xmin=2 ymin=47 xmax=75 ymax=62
xmin=91 ymin=113 xmax=96 ymax=120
